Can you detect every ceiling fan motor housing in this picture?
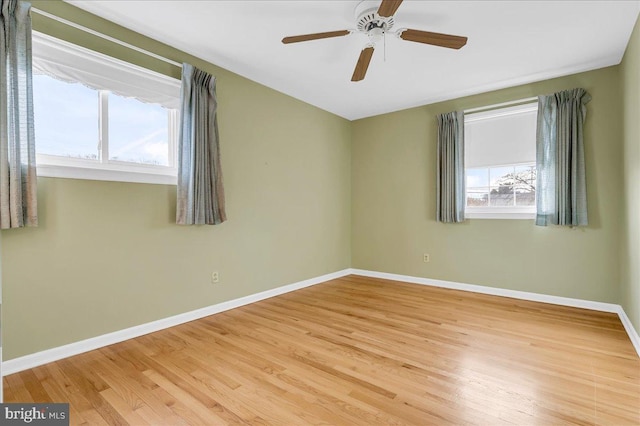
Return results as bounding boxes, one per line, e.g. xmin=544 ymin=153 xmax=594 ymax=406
xmin=355 ymin=0 xmax=395 ymax=43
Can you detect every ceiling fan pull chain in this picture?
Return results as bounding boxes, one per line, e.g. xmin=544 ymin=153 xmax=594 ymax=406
xmin=384 ymin=30 xmax=387 ymax=62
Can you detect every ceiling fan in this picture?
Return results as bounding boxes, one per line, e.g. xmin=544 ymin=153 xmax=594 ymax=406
xmin=281 ymin=0 xmax=468 ymax=82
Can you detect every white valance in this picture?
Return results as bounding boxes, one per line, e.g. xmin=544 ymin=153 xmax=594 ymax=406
xmin=32 ymin=31 xmax=180 ymax=109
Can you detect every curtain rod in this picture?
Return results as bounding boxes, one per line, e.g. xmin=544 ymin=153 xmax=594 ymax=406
xmin=31 ymin=7 xmax=182 ymax=68
xmin=464 ymin=96 xmax=538 ymax=115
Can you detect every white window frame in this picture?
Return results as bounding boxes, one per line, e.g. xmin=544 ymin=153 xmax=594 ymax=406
xmin=32 ymin=32 xmax=180 ymax=185
xmin=464 ymin=102 xmax=538 ymax=220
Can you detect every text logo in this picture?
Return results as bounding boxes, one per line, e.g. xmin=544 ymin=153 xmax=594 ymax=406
xmin=0 ymin=404 xmax=69 ymax=425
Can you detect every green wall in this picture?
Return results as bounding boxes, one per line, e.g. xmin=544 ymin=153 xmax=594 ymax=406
xmin=1 ymin=1 xmax=351 ymax=359
xmin=622 ymin=17 xmax=640 ymax=332
xmin=351 ymin=66 xmax=623 ymax=303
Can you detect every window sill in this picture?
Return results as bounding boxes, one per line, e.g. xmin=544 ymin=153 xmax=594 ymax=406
xmin=37 ymin=163 xmax=177 ymax=185
xmin=465 ymin=210 xmax=535 ymax=220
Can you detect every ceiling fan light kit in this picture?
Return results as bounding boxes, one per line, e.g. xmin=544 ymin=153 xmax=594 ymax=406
xmin=281 ymin=0 xmax=468 ymax=82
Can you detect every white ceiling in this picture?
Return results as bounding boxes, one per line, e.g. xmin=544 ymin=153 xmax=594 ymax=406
xmin=68 ymin=1 xmax=639 ymax=120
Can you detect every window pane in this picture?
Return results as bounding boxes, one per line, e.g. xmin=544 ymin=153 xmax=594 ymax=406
xmin=109 ymin=94 xmax=169 ymax=166
xmin=33 ymin=74 xmax=99 ymax=159
xmin=467 ymin=187 xmax=489 ymax=206
xmin=466 ymin=168 xmax=489 ymax=206
xmin=490 ymin=166 xmax=515 ymax=206
xmin=514 ymin=165 xmax=536 ymax=206
xmin=466 ymin=168 xmax=488 ymax=187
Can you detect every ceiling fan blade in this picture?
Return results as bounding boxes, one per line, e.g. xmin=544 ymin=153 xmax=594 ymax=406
xmin=351 ymin=46 xmax=375 ymax=82
xmin=399 ymin=29 xmax=468 ymax=49
xmin=282 ymin=30 xmax=350 ymax=44
xmin=377 ymin=0 xmax=404 ymax=17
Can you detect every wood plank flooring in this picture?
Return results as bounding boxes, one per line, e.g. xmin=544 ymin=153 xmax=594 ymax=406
xmin=4 ymin=275 xmax=640 ymax=425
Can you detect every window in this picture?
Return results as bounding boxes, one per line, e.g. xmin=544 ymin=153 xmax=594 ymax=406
xmin=32 ymin=32 xmax=181 ymax=184
xmin=464 ymin=102 xmax=538 ymax=219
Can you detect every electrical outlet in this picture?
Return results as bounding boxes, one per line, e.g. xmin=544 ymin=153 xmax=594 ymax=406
xmin=423 ymin=253 xmax=430 ymax=263
xmin=211 ymin=271 xmax=219 ymax=283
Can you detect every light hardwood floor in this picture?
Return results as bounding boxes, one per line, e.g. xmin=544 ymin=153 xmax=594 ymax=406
xmin=4 ymin=275 xmax=640 ymax=425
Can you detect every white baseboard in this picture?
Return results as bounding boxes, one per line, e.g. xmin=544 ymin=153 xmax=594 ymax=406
xmin=350 ymin=268 xmax=640 ymax=358
xmin=349 ymin=269 xmax=620 ymax=311
xmin=2 ymin=269 xmax=352 ymax=376
xmin=4 ymin=267 xmax=639 ymax=376
xmin=616 ymin=307 xmax=640 ymax=358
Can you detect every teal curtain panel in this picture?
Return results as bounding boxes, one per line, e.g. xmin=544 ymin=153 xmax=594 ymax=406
xmin=176 ymin=63 xmax=226 ymax=225
xmin=536 ymin=88 xmax=591 ymax=226
xmin=436 ymin=110 xmax=465 ymax=223
xmin=0 ymin=0 xmax=37 ymax=229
